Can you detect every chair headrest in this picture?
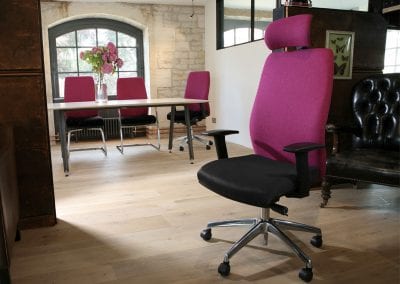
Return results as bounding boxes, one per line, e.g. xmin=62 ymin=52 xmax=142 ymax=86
xmin=265 ymin=14 xmax=312 ymax=50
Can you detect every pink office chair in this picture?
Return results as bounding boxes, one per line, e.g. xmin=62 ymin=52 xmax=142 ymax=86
xmin=166 ymin=71 xmax=212 ymax=151
xmin=197 ymin=15 xmax=333 ymax=282
xmin=116 ymin=77 xmax=160 ymax=154
xmin=64 ymin=76 xmax=107 ymax=158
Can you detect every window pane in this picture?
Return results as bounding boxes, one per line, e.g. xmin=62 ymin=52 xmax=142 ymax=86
xmin=103 ymin=74 xmax=117 ymax=97
xmin=118 ymin=47 xmax=137 ymax=71
xmin=311 ymin=0 xmax=368 ymax=11
xmin=56 ymin=32 xmax=76 ymax=47
xmin=118 ymin=32 xmax=137 ymax=47
xmin=386 ymin=30 xmax=399 ymax=49
xmin=58 ymin=73 xmax=79 ymax=98
xmin=384 ymin=29 xmax=400 ymax=73
xmin=254 ymin=28 xmax=264 ymax=41
xmin=98 ymin=29 xmax=116 ymax=46
xmin=119 ymin=71 xmax=138 ymax=78
xmin=57 ymin=48 xmax=77 ymax=72
xmin=223 ymin=30 xmax=235 ymax=47
xmin=77 ymin=47 xmax=94 ymax=72
xmin=224 ymin=0 xmax=251 ymax=47
xmin=254 ymin=0 xmax=272 ymax=41
xmin=77 ymin=29 xmax=96 ymax=47
xmin=235 ymin=28 xmax=250 ymax=45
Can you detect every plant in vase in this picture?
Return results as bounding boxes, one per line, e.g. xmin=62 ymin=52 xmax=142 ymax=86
xmin=80 ymin=42 xmax=123 ymax=103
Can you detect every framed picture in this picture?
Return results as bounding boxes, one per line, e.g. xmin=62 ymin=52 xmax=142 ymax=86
xmin=325 ymin=30 xmax=355 ymax=79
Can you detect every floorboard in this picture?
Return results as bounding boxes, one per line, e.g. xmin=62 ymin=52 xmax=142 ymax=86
xmin=10 ymin=138 xmax=400 ymax=283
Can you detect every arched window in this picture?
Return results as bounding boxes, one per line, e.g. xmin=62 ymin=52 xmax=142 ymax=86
xmin=49 ymin=18 xmax=144 ymax=102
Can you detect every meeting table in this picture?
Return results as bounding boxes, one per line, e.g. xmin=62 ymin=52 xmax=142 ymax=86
xmin=47 ymin=98 xmax=208 ymax=176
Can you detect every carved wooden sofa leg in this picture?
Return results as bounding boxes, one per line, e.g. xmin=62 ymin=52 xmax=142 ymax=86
xmin=320 ymin=177 xmax=331 ymax=208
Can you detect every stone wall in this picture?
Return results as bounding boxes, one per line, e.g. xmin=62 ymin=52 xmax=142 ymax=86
xmin=40 ymin=2 xmax=205 ymax=139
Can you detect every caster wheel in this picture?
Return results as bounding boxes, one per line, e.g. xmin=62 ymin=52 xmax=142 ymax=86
xmin=310 ymin=235 xmax=323 ymax=248
xmin=179 ymin=146 xmax=184 ymax=151
xmin=209 ymin=141 xmax=213 ymax=146
xmin=299 ymin=267 xmax=313 ymax=282
xmin=200 ymin=228 xmax=212 ymax=241
xmin=206 ymin=145 xmax=211 ymax=150
xmin=218 ymin=261 xmax=230 ymax=276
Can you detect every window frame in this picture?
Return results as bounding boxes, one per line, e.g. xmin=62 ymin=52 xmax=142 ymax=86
xmin=48 ymin=18 xmax=144 ymax=102
xmin=216 ymin=0 xmax=277 ymax=49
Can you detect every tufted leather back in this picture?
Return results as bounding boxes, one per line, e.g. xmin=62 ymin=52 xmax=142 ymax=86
xmin=352 ymin=73 xmax=400 ymax=150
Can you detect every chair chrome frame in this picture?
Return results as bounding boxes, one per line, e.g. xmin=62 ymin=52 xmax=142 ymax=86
xmin=67 ymin=127 xmax=107 ymax=159
xmin=116 ymin=108 xmax=161 ymax=154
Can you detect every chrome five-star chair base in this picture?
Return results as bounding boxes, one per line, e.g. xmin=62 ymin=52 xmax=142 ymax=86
xmin=200 ymin=207 xmax=321 ymax=282
xmin=174 ymin=128 xmax=213 ymax=151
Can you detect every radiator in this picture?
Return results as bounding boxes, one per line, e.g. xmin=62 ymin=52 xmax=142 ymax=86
xmin=72 ymin=118 xmax=143 ymax=140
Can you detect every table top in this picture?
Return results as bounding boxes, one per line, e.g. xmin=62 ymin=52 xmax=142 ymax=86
xmin=47 ymin=98 xmax=208 ymax=111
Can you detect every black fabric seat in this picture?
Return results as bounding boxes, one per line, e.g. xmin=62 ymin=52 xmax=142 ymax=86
xmin=120 ymin=115 xmax=156 ymax=126
xmin=198 ymin=155 xmax=297 ymax=207
xmin=167 ymin=110 xmax=208 ymax=126
xmin=66 ymin=116 xmax=104 ymax=128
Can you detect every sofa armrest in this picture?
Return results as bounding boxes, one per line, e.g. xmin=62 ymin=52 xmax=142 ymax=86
xmin=325 ymin=123 xmax=361 ymax=155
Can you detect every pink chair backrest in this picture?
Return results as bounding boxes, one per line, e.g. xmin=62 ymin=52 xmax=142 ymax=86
xmin=117 ymin=77 xmax=149 ymax=117
xmin=184 ymin=71 xmax=210 ymax=113
xmin=250 ymin=14 xmax=334 ymax=176
xmin=64 ymin=76 xmax=97 ymax=118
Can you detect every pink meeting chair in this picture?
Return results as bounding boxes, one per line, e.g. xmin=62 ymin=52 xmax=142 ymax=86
xmin=166 ymin=71 xmax=212 ymax=151
xmin=197 ymin=15 xmax=333 ymax=281
xmin=116 ymin=77 xmax=160 ymax=154
xmin=64 ymin=76 xmax=107 ymax=159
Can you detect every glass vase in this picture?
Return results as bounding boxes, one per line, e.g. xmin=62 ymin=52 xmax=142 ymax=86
xmin=95 ymin=83 xmax=108 ymax=103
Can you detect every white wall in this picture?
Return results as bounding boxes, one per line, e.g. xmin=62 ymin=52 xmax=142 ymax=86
xmin=204 ymin=1 xmax=269 ymax=148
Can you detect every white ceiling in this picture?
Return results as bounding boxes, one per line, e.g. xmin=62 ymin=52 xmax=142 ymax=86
xmin=49 ymin=0 xmax=207 ymax=5
xmin=48 ymin=0 xmax=369 ymax=11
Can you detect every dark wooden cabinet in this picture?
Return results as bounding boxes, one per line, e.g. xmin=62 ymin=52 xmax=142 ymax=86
xmin=0 ymin=2 xmax=43 ymax=71
xmin=0 ymin=0 xmax=56 ymax=230
xmin=0 ymin=126 xmax=19 ymax=283
xmin=273 ymin=6 xmax=387 ymax=125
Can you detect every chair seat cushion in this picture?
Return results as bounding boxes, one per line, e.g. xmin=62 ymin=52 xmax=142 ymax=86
xmin=121 ymin=115 xmax=156 ymax=126
xmin=66 ymin=116 xmax=104 ymax=128
xmin=197 ymin=154 xmax=297 ymax=207
xmin=326 ymin=148 xmax=400 ymax=186
xmin=167 ymin=110 xmax=207 ymax=125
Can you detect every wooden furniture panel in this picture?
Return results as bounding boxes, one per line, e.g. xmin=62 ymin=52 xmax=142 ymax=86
xmin=0 ymin=0 xmax=56 ymax=230
xmin=0 ymin=126 xmax=19 ymax=283
xmin=273 ymin=7 xmax=387 ymax=126
xmin=0 ymin=1 xmax=43 ymax=71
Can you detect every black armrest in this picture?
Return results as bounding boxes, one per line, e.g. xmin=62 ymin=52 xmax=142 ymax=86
xmin=202 ymin=129 xmax=239 ymax=159
xmin=284 ymin=142 xmax=325 ymax=198
xmin=284 ymin=142 xmax=324 ymax=153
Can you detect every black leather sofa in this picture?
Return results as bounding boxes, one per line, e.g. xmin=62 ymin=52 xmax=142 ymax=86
xmin=321 ymin=73 xmax=400 ymax=207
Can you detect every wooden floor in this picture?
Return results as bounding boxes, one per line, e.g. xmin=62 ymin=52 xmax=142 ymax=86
xmin=10 ymin=138 xmax=400 ymax=283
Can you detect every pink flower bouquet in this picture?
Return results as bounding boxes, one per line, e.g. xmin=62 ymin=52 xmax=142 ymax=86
xmin=80 ymin=42 xmax=123 ymax=84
